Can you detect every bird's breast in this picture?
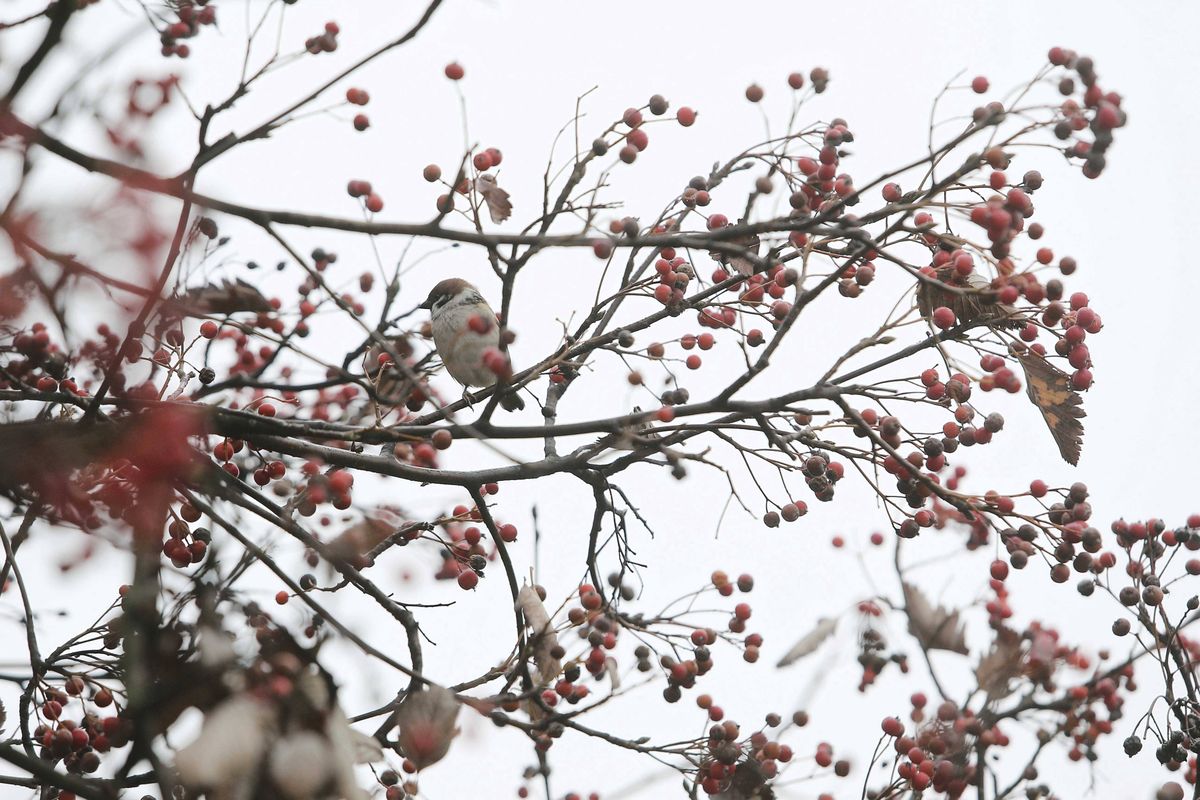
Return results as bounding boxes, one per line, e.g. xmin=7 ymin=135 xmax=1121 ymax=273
xmin=432 ymin=304 xmax=502 ymax=388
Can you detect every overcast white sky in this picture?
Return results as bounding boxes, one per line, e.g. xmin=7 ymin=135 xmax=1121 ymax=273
xmin=3 ymin=2 xmax=1200 ymax=799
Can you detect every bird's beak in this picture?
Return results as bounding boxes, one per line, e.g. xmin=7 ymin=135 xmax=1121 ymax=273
xmin=418 ymin=297 xmax=434 ymax=310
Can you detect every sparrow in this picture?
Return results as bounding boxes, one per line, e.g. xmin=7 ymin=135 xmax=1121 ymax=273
xmin=915 ymin=263 xmax=1023 ymax=330
xmin=419 ymin=278 xmax=525 ymax=411
xmin=708 ymin=218 xmax=761 ymax=276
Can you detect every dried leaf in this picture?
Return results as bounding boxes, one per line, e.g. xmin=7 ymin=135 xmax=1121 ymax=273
xmin=476 ymin=174 xmax=512 ymax=224
xmin=1017 ymin=349 xmax=1086 ymax=465
xmin=777 ymin=617 xmax=838 ymax=667
xmin=517 ymin=584 xmax=562 ymax=685
xmin=902 ymin=582 xmax=969 ymax=655
xmin=394 ymin=685 xmax=460 ymax=770
xmin=975 ymin=626 xmax=1024 ymax=701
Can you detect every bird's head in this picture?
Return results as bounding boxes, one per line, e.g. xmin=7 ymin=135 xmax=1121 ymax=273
xmin=419 ymin=278 xmax=479 ymax=314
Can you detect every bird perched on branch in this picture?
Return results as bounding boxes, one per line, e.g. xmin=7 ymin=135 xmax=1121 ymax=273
xmin=915 ymin=260 xmax=1023 ymax=330
xmin=419 ymin=278 xmax=525 ymax=411
xmin=708 ymin=218 xmax=761 ymax=276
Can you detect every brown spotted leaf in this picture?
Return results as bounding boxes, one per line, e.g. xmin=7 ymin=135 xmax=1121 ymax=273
xmin=476 ymin=174 xmax=512 ymax=224
xmin=975 ymin=626 xmax=1025 ymax=701
xmin=1017 ymin=349 xmax=1086 ymax=465
xmin=902 ymin=582 xmax=968 ymax=655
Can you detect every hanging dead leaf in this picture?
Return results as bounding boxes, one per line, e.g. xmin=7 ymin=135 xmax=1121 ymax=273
xmin=168 ymin=278 xmax=273 ymax=317
xmin=975 ymin=626 xmax=1024 ymax=701
xmin=517 ymin=584 xmax=561 ymax=685
xmin=605 ymin=656 xmax=621 ymax=690
xmin=394 ymin=685 xmax=461 ymax=770
xmin=476 ymin=174 xmax=512 ymax=224
xmin=777 ymin=617 xmax=838 ymax=667
xmin=1016 ymin=349 xmax=1085 ymax=465
xmin=902 ymin=582 xmax=968 ymax=655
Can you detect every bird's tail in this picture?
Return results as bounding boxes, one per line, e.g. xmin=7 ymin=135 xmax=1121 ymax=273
xmin=499 ymin=387 xmax=525 ymax=412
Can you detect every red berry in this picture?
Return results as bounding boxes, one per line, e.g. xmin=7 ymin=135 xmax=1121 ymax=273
xmin=931 ymin=306 xmax=956 ymax=329
xmin=444 ymin=62 xmax=464 ymax=80
xmin=365 ymin=193 xmax=384 ymax=213
xmin=352 ymin=113 xmax=370 ymax=131
xmin=423 ymin=164 xmax=442 ymax=182
xmin=971 ymin=76 xmax=989 ymax=94
xmin=457 ymin=570 xmax=479 ymax=590
xmin=275 ymin=591 xmax=289 ymax=605
xmin=199 ymin=320 xmax=218 ymax=339
xmin=676 ymin=107 xmax=697 ymax=126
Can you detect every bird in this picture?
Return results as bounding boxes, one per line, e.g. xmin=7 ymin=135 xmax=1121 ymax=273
xmin=914 ymin=262 xmax=1085 ymax=465
xmin=915 ymin=262 xmax=1023 ymax=331
xmin=708 ymin=218 xmax=761 ymax=276
xmin=419 ymin=278 xmax=525 ymax=411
